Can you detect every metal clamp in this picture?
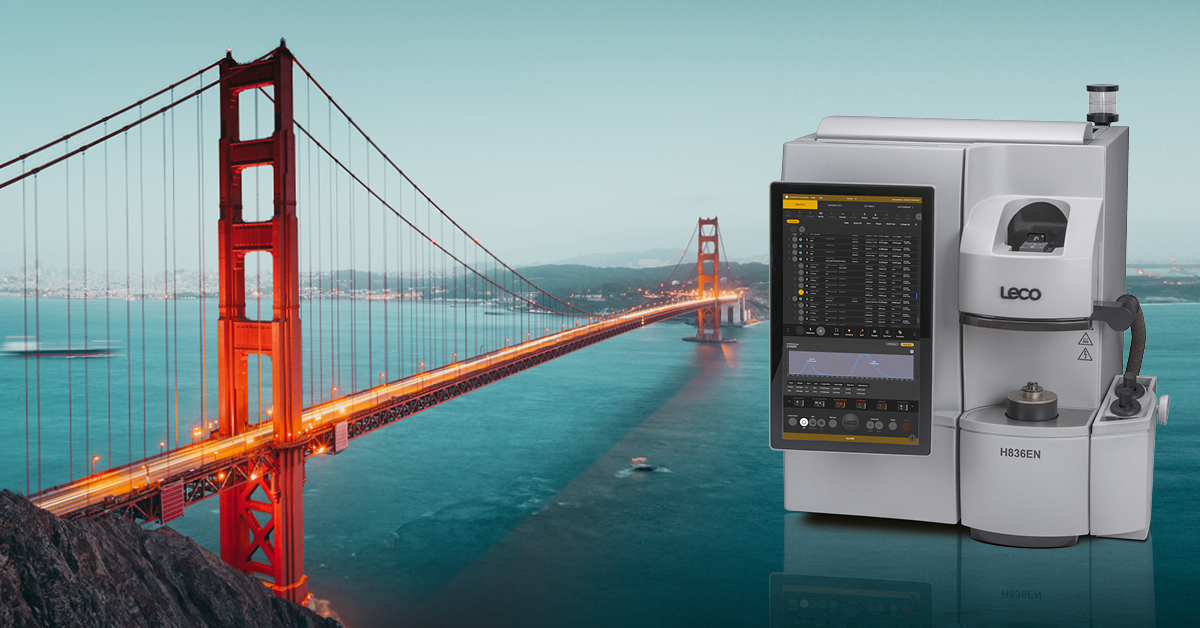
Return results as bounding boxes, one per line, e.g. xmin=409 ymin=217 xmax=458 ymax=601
xmin=1092 ymin=296 xmax=1141 ymax=331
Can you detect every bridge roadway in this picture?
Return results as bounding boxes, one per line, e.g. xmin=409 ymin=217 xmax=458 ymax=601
xmin=31 ymin=295 xmax=738 ymax=522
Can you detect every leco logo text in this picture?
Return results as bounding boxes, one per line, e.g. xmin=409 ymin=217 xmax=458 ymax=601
xmin=1000 ymin=287 xmax=1041 ymax=300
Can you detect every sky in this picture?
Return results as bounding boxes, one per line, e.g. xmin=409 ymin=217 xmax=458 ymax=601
xmin=1 ymin=0 xmax=1197 ymax=268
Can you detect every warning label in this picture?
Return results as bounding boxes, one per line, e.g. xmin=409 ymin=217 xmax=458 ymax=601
xmin=1078 ymin=348 xmax=1093 ymax=361
xmin=1079 ymin=333 xmax=1093 ymax=346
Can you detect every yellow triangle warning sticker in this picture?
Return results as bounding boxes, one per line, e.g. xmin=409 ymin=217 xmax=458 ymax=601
xmin=1079 ymin=333 xmax=1093 ymax=346
xmin=1078 ymin=348 xmax=1093 ymax=361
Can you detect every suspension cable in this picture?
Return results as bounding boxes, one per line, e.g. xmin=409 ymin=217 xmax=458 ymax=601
xmin=0 ymin=60 xmax=221 ymax=172
xmin=631 ymin=221 xmax=699 ymax=310
xmin=0 ymin=52 xmax=272 ymax=193
xmin=289 ymin=57 xmax=593 ymax=318
xmin=292 ymin=119 xmax=587 ymax=317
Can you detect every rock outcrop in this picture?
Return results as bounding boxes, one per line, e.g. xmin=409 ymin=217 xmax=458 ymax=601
xmin=0 ymin=490 xmax=341 ymax=628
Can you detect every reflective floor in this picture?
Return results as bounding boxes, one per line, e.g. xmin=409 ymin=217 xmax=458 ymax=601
xmin=776 ymin=513 xmax=1159 ymax=627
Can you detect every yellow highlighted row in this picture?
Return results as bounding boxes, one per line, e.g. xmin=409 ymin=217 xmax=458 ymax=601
xmin=783 ymin=199 xmax=818 ymax=209
xmin=783 ymin=194 xmax=922 ymax=203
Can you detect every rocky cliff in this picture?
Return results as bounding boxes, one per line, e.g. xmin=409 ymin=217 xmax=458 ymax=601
xmin=0 ymin=490 xmax=341 ymax=628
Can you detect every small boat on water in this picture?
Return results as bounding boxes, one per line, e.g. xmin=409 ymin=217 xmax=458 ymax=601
xmin=2 ymin=339 xmax=116 ymax=358
xmin=630 ymin=456 xmax=658 ymax=472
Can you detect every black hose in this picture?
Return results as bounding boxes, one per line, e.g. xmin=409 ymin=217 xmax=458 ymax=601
xmin=1118 ymin=294 xmax=1145 ymax=376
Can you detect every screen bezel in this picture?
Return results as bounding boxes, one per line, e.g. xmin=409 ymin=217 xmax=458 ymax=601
xmin=769 ymin=182 xmax=935 ymax=455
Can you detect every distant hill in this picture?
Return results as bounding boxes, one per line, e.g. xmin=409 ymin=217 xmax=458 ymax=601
xmin=525 ymin=249 xmax=769 ymax=268
xmin=519 ymin=261 xmax=767 ymax=295
xmin=517 ymin=261 xmax=768 ymax=313
xmin=1127 ymin=274 xmax=1200 ymax=303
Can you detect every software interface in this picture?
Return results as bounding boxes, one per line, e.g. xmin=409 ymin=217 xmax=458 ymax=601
xmin=772 ymin=186 xmax=932 ymax=454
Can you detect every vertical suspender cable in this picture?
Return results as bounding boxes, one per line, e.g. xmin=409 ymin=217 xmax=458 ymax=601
xmin=383 ymin=154 xmax=389 ymax=381
xmin=140 ymin=107 xmax=148 ymax=460
xmin=66 ymin=145 xmax=74 ymax=481
xmin=367 ymin=145 xmax=373 ymax=387
xmin=317 ymin=120 xmax=325 ymax=402
xmin=331 ymin=98 xmax=339 ymax=396
xmin=34 ymin=173 xmax=41 ymax=492
xmin=348 ymin=120 xmax=356 ymax=393
xmin=126 ymin=129 xmax=133 ymax=464
xmin=171 ymin=92 xmax=180 ymax=447
xmin=105 ymin=124 xmax=113 ymax=467
xmin=255 ymin=90 xmax=263 ymax=424
xmin=198 ymin=78 xmax=209 ymax=436
xmin=398 ymin=182 xmax=403 ymax=378
xmin=442 ymin=214 xmax=447 ymax=364
xmin=163 ymin=108 xmax=170 ymax=449
xmin=22 ymin=162 xmax=30 ymax=495
xmin=81 ymin=147 xmax=89 ymax=477
xmin=307 ymin=79 xmax=314 ymax=405
xmin=427 ymin=199 xmax=431 ymax=369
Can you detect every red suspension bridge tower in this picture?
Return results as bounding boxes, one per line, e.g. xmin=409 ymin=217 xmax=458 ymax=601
xmin=216 ymin=43 xmax=308 ymax=604
xmin=686 ymin=217 xmax=736 ymax=344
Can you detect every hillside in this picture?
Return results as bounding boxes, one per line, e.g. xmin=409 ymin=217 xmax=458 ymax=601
xmin=0 ymin=490 xmax=340 ymax=628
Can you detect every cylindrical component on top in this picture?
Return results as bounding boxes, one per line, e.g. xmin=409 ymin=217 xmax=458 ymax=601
xmin=1087 ymin=84 xmax=1118 ymax=125
xmin=1006 ymin=381 xmax=1059 ymax=422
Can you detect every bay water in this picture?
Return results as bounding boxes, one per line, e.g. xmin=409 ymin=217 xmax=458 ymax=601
xmin=1 ymin=297 xmax=1196 ymax=626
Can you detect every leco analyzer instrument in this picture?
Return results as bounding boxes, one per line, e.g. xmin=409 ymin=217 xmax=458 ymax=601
xmin=770 ymin=85 xmax=1170 ymax=548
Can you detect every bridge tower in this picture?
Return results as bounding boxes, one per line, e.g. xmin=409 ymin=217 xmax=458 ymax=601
xmin=687 ymin=217 xmax=735 ymax=343
xmin=216 ymin=43 xmax=308 ymax=604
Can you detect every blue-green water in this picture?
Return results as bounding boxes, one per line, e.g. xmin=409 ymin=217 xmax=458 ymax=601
xmin=2 ymin=299 xmax=1197 ymax=626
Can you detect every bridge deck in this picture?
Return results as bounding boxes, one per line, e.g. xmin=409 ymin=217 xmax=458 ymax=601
xmin=31 ymin=295 xmax=737 ymax=521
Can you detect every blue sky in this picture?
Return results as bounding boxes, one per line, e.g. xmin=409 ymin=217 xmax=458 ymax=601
xmin=1 ymin=0 xmax=1197 ymax=266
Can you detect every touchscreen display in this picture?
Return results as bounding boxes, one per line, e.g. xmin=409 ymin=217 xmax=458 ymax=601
xmin=770 ymin=183 xmax=934 ymax=455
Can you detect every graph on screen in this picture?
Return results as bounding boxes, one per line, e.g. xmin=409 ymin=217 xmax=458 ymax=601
xmin=788 ymin=350 xmax=914 ymax=380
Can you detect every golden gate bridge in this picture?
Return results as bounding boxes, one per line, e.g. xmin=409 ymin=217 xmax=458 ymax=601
xmin=0 ymin=42 xmax=742 ymax=605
